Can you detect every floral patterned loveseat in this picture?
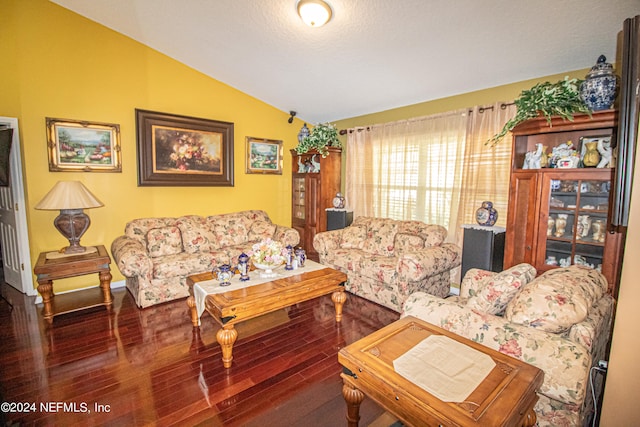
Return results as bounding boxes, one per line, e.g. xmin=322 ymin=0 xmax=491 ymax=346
xmin=402 ymin=264 xmax=615 ymax=427
xmin=312 ymin=216 xmax=461 ymax=312
xmin=111 ymin=210 xmax=299 ymax=308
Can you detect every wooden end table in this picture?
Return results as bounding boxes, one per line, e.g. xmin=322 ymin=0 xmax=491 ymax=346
xmin=34 ymin=245 xmax=112 ymax=323
xmin=338 ymin=316 xmax=544 ymax=427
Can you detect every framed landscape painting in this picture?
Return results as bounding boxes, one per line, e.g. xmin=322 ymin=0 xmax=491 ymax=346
xmin=136 ymin=109 xmax=234 ymax=186
xmin=246 ymin=137 xmax=283 ymax=175
xmin=46 ymin=118 xmax=122 ymax=172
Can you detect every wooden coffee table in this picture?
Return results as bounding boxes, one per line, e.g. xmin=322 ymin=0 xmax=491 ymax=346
xmin=187 ymin=264 xmax=347 ymax=368
xmin=339 ymin=316 xmax=544 ymax=427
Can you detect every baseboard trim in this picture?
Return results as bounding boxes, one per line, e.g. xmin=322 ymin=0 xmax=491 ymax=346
xmin=34 ymin=279 xmax=126 ymax=305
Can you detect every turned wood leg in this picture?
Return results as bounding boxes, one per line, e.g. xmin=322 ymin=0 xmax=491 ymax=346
xmin=521 ymin=408 xmax=537 ymax=427
xmin=332 ymin=289 xmax=347 ymax=322
xmin=216 ymin=324 xmax=238 ymax=368
xmin=99 ymin=270 xmax=113 ymax=307
xmin=342 ymin=381 xmax=364 ymax=427
xmin=186 ymin=296 xmax=200 ymax=327
xmin=37 ymin=281 xmax=54 ymax=323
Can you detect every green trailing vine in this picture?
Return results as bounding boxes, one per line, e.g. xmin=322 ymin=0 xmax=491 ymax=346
xmin=295 ymin=123 xmax=342 ymax=157
xmin=487 ymin=77 xmax=592 ymax=146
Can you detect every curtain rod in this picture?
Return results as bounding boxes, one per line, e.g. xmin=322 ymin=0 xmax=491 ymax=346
xmin=338 ymin=102 xmax=516 ymax=135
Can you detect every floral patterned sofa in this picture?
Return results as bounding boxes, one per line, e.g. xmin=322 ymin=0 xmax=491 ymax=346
xmin=312 ymin=216 xmax=461 ymax=312
xmin=402 ymin=264 xmax=615 ymax=427
xmin=111 ymin=210 xmax=299 ymax=308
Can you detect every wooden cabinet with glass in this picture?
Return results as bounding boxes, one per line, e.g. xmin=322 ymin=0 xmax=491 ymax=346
xmin=291 ymin=147 xmax=342 ymax=261
xmin=504 ymin=110 xmax=625 ymax=294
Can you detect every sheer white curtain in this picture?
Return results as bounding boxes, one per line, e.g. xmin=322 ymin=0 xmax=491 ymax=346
xmin=453 ymin=103 xmax=517 ymax=243
xmin=345 ymin=109 xmax=469 ymax=242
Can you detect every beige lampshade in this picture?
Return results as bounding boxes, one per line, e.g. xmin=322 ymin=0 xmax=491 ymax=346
xmin=35 ymin=181 xmax=104 ymax=210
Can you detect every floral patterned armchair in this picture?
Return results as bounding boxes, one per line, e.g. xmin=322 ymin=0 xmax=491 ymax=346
xmin=313 ymin=216 xmax=461 ymax=312
xmin=402 ymin=264 xmax=615 ymax=427
xmin=111 ymin=210 xmax=299 ymax=308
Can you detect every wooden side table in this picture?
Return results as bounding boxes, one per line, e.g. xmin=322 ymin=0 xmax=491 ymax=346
xmin=34 ymin=245 xmax=112 ymax=323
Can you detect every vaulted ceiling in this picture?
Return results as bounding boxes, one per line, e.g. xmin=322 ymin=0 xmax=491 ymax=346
xmin=51 ymin=0 xmax=639 ymax=123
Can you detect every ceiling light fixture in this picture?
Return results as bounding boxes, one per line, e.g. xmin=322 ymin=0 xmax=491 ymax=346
xmin=297 ymin=0 xmax=332 ymax=27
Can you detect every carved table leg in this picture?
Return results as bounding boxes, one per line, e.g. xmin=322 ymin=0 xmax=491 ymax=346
xmin=332 ymin=289 xmax=347 ymax=322
xmin=217 ymin=324 xmax=238 ymax=368
xmin=342 ymin=381 xmax=365 ymax=427
xmin=99 ymin=270 xmax=113 ymax=308
xmin=521 ymin=407 xmax=537 ymax=427
xmin=37 ymin=280 xmax=54 ymax=324
xmin=186 ymin=296 xmax=200 ymax=327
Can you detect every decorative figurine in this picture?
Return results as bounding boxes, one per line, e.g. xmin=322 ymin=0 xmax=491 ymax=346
xmin=310 ymin=154 xmax=320 ymax=172
xmin=295 ymin=247 xmax=306 ymax=268
xmin=547 ymin=217 xmax=555 ymax=237
xmin=238 ymin=252 xmax=250 ymax=281
xmin=285 ymin=245 xmax=294 ymax=270
xmin=597 ymin=138 xmax=613 ymax=168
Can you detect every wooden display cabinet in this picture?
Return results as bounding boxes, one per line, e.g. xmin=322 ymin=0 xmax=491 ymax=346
xmin=291 ymin=147 xmax=342 ymax=261
xmin=504 ymin=110 xmax=625 ymax=294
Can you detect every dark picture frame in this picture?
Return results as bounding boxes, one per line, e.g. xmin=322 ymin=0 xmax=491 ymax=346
xmin=46 ymin=117 xmax=122 ymax=172
xmin=135 ymin=109 xmax=234 ymax=186
xmin=245 ymin=137 xmax=283 ymax=175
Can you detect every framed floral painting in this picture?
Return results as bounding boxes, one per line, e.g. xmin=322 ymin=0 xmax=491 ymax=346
xmin=245 ymin=137 xmax=283 ymax=175
xmin=135 ymin=109 xmax=234 ymax=186
xmin=46 ymin=117 xmax=122 ymax=172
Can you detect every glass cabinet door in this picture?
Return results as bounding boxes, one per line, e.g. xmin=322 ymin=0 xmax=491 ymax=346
xmin=543 ymin=176 xmax=610 ymax=272
xmin=293 ymin=176 xmax=306 ymax=220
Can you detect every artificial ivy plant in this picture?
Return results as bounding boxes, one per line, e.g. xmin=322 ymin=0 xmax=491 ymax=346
xmin=295 ymin=122 xmax=342 ymax=157
xmin=487 ymin=77 xmax=592 ymax=146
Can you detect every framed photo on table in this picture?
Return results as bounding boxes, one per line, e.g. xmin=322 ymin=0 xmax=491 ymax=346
xmin=245 ymin=137 xmax=283 ymax=175
xmin=46 ymin=117 xmax=122 ymax=172
xmin=136 ymin=109 xmax=234 ymax=186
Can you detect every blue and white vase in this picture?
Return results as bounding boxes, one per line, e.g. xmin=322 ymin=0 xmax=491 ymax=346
xmin=580 ymin=55 xmax=618 ymax=111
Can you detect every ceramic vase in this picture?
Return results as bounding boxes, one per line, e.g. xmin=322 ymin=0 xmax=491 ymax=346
xmin=547 ymin=217 xmax=555 ymax=236
xmin=580 ymin=55 xmax=618 ymax=111
xmin=582 ymin=142 xmax=600 ymax=168
xmin=554 ymin=214 xmax=568 ymax=237
xmin=592 ymin=219 xmax=606 ymax=243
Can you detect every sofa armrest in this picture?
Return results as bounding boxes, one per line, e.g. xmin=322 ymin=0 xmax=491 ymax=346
xmin=564 ymin=294 xmax=615 ymax=355
xmin=313 ymin=229 xmax=343 ymax=257
xmin=396 ymin=243 xmax=461 ymax=282
xmin=273 ymin=225 xmax=301 ymax=247
xmin=111 ymin=235 xmax=152 ymax=278
xmin=402 ymin=291 xmax=591 ymax=407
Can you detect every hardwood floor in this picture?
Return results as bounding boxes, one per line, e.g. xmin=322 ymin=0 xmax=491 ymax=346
xmin=0 ymin=283 xmax=400 ymax=426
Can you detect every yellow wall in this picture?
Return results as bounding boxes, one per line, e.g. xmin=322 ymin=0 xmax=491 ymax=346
xmin=1 ymin=0 xmax=303 ymax=291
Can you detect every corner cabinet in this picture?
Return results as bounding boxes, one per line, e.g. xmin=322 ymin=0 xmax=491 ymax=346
xmin=291 ymin=147 xmax=342 ymax=261
xmin=504 ymin=110 xmax=625 ymax=294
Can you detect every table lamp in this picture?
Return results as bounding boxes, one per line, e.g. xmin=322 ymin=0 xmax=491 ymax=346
xmin=35 ymin=181 xmax=104 ymax=254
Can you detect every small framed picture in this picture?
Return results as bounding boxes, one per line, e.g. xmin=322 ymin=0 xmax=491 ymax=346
xmin=245 ymin=137 xmax=283 ymax=175
xmin=46 ymin=117 xmax=122 ymax=172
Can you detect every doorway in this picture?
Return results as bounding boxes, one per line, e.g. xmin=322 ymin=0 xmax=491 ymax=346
xmin=0 ymin=117 xmax=34 ymax=295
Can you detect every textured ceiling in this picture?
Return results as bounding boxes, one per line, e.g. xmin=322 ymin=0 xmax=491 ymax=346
xmin=51 ymin=0 xmax=639 ymax=124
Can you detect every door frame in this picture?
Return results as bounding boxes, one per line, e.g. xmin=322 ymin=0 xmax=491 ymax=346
xmin=0 ymin=116 xmax=34 ymax=295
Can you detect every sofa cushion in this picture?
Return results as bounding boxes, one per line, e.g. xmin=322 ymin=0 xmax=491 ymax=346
xmin=465 ymin=263 xmax=537 ymax=315
xmin=151 ymin=252 xmax=217 ymax=279
xmin=211 ymin=214 xmax=251 ymax=247
xmin=394 ymin=233 xmax=425 ymax=252
xmin=146 ymin=226 xmax=183 ymax=258
xmin=505 ymin=266 xmax=607 ymax=333
xmin=177 ymin=216 xmax=216 ymax=253
xmin=247 ymin=220 xmax=277 ymax=242
xmin=340 ymin=225 xmax=366 ymax=249
xmin=362 ymin=218 xmax=397 ymax=256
